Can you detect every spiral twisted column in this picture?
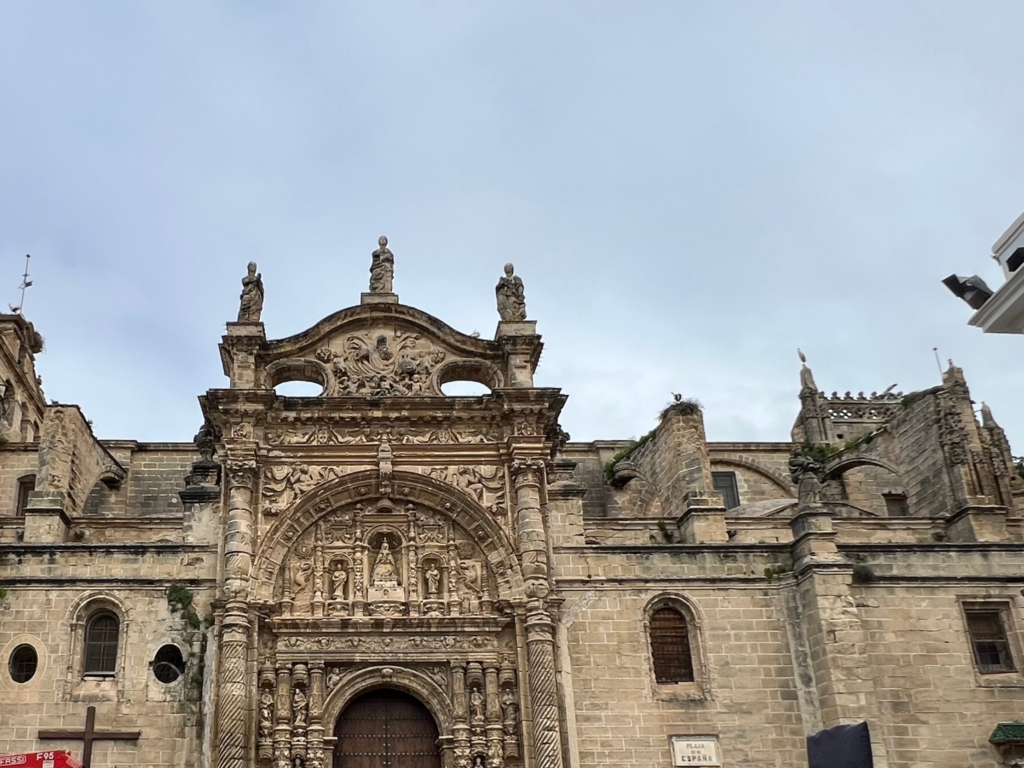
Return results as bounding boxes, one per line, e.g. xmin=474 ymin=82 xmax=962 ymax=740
xmin=511 ymin=459 xmax=564 ymax=768
xmin=217 ymin=459 xmax=257 ymax=768
xmin=216 ymin=603 xmax=250 ymax=768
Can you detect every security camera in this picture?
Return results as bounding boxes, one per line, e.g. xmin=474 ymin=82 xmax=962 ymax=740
xmin=942 ymin=274 xmax=993 ymax=310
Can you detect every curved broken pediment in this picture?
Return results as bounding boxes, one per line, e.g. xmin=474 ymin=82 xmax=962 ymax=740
xmin=258 ymin=305 xmax=509 ymax=396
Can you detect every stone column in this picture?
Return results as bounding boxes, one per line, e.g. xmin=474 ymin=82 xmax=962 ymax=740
xmin=307 ymin=662 xmax=325 ymax=768
xmin=272 ymin=663 xmax=293 ymax=768
xmin=217 ymin=460 xmax=256 ymax=768
xmin=511 ymin=458 xmax=564 ymax=768
xmin=485 ymin=664 xmax=504 ymax=768
xmin=452 ymin=662 xmax=471 ymax=768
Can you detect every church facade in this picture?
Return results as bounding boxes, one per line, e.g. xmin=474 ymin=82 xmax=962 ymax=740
xmin=2 ymin=241 xmax=1024 ymax=768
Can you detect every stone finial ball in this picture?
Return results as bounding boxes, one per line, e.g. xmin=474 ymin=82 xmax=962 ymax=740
xmin=379 ymin=236 xmax=388 ymax=247
xmin=504 ymin=263 xmax=515 ymax=275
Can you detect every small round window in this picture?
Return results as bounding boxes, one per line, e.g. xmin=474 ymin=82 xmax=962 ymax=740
xmin=9 ymin=644 xmax=38 ymax=683
xmin=152 ymin=645 xmax=185 ymax=684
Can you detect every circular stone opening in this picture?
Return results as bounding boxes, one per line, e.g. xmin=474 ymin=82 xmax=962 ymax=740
xmin=9 ymin=644 xmax=38 ymax=684
xmin=152 ymin=644 xmax=185 ymax=684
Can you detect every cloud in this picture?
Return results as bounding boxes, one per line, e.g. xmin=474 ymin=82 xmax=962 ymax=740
xmin=1 ymin=1 xmax=1022 ymax=452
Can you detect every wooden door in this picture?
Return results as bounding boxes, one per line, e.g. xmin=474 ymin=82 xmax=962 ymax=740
xmin=334 ymin=689 xmax=441 ymax=768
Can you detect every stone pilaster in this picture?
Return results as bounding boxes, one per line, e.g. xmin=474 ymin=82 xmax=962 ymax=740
xmin=452 ymin=662 xmax=471 ymax=768
xmin=307 ymin=662 xmax=325 ymax=768
xmin=272 ymin=663 xmax=292 ymax=768
xmin=485 ymin=664 xmax=503 ymax=768
xmin=789 ymin=511 xmax=889 ymax=768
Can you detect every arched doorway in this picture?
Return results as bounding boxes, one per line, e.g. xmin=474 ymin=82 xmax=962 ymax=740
xmin=334 ymin=689 xmax=441 ymax=768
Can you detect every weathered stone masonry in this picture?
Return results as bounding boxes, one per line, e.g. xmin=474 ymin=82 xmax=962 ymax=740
xmin=1 ymin=242 xmax=1024 ymax=767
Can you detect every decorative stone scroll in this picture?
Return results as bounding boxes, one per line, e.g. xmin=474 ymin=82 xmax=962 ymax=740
xmin=266 ymin=423 xmax=497 ymax=446
xmin=315 ymin=331 xmax=447 ymax=396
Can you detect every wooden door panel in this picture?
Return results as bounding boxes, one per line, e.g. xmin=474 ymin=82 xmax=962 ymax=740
xmin=334 ymin=689 xmax=440 ymax=768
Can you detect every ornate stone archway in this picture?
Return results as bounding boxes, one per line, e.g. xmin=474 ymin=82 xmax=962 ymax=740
xmin=323 ymin=667 xmax=453 ymax=768
xmin=250 ymin=469 xmax=524 ymax=607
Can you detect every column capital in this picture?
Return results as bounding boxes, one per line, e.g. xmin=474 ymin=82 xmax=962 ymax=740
xmin=510 ymin=457 xmax=546 ymax=480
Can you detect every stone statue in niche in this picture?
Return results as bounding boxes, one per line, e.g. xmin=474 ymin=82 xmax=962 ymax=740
xmin=293 ymin=687 xmax=308 ymax=727
xmin=371 ymin=537 xmax=399 ymax=587
xmin=425 ymin=563 xmax=441 ymax=597
xmin=259 ymin=690 xmax=274 ymax=740
xmin=501 ymin=689 xmax=518 ymax=733
xmin=369 ymin=236 xmax=394 ymax=293
xmin=237 ymin=261 xmax=264 ymax=322
xmin=470 ymin=686 xmax=485 ymax=724
xmin=292 ymin=757 xmax=304 ymax=768
xmin=472 ymin=755 xmax=485 ymax=768
xmin=331 ymin=564 xmax=348 ymax=600
xmin=495 ymin=262 xmax=526 ymax=321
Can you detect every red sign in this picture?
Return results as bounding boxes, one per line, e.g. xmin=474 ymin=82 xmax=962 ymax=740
xmin=0 ymin=753 xmax=83 ymax=768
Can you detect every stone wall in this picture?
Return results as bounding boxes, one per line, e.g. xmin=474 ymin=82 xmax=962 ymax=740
xmin=857 ymin=583 xmax=1024 ymax=766
xmin=554 ymin=546 xmax=808 ymax=768
xmin=0 ymin=555 xmax=217 ymax=767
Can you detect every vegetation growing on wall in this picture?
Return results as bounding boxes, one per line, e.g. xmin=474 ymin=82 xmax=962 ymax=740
xmin=605 ymin=398 xmax=703 ymax=482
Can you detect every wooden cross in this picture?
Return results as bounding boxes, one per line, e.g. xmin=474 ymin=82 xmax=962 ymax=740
xmin=38 ymin=706 xmax=141 ymax=768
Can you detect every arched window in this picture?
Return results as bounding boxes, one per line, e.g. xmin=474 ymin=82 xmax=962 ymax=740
xmin=83 ymin=611 xmax=120 ymax=676
xmin=649 ymin=606 xmax=694 ymax=683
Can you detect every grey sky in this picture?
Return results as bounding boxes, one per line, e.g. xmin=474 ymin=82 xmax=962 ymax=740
xmin=1 ymin=2 xmax=1022 ymax=449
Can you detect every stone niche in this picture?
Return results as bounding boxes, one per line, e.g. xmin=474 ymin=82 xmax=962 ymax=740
xmin=276 ymin=499 xmax=499 ymax=620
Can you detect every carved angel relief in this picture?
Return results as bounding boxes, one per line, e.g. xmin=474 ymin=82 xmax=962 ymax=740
xmin=426 ymin=466 xmax=508 ymax=518
xmin=316 ymin=330 xmax=446 ymax=397
xmin=261 ymin=465 xmax=346 ymax=516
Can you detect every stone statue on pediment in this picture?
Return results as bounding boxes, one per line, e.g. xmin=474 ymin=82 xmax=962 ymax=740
xmin=370 ymin=236 xmax=394 ymax=293
xmin=237 ymin=262 xmax=264 ymax=322
xmin=496 ymin=263 xmax=526 ymax=321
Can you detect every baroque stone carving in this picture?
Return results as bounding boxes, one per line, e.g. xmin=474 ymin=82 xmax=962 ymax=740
xmin=237 ymin=261 xmax=264 ymax=323
xmin=315 ymin=331 xmax=447 ymax=397
xmin=425 ymin=563 xmax=441 ymax=596
xmin=427 ymin=465 xmax=507 ymax=517
xmin=470 ymin=686 xmax=485 ymax=724
xmin=369 ymin=236 xmax=394 ymax=294
xmin=330 ymin=565 xmax=347 ymax=600
xmin=495 ymin=263 xmax=526 ymax=322
xmin=259 ymin=689 xmax=274 ymax=741
xmin=370 ymin=536 xmax=399 ymax=588
xmin=276 ymin=633 xmax=499 ymax=653
xmin=292 ymin=687 xmax=307 ymax=728
xmin=266 ymin=423 xmax=497 ymax=445
xmin=262 ymin=465 xmax=346 ymax=516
